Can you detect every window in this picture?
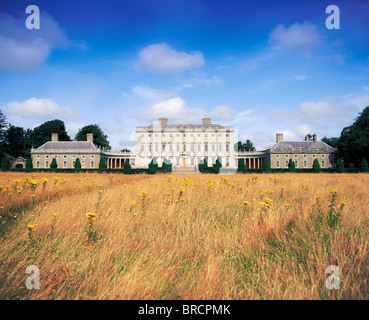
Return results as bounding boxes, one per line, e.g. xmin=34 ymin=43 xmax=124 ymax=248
xmin=155 ymin=145 xmax=158 ymax=152
xmin=212 ymin=144 xmax=215 ymax=152
xmin=313 ymin=155 xmax=316 ymax=158
xmin=176 ymin=157 xmax=179 ymax=165
xmin=304 ymin=160 xmax=307 ymax=168
xmin=36 ymin=155 xmax=40 ymax=159
xmin=294 ymin=155 xmax=298 ymax=158
xmin=191 ymin=158 xmax=194 ymax=165
xmin=286 ymin=161 xmax=288 ymax=168
xmin=322 ymin=160 xmax=325 ymax=168
xmin=276 ymin=160 xmax=280 ymax=168
xmin=36 ymin=161 xmax=40 ymax=168
xmin=82 ymin=161 xmax=85 ymax=168
xmin=63 ymin=155 xmax=67 ymax=159
xmin=226 ymin=144 xmax=229 ymax=152
xmin=169 ymin=144 xmax=173 ymax=152
xmin=219 ymin=144 xmax=222 ymax=152
xmin=82 ymin=155 xmax=85 ymax=159
xmin=72 ymin=161 xmax=75 ymax=168
xmin=197 ymin=144 xmax=201 ymax=152
xmin=91 ymin=161 xmax=94 ymax=168
xmin=162 ymin=144 xmax=165 ymax=152
xmin=149 ymin=144 xmax=152 ymax=152
xmin=205 ymin=144 xmax=208 ymax=152
xmin=191 ymin=144 xmax=194 ymax=152
xmin=91 ymin=155 xmax=94 ymax=159
xmin=321 ymin=155 xmax=325 ymax=158
xmin=176 ymin=144 xmax=180 ymax=152
xmin=63 ymin=161 xmax=67 ymax=168
xmin=55 ymin=155 xmax=57 ymax=158
xmin=304 ymin=154 xmax=307 ymax=158
xmin=141 ymin=144 xmax=144 ymax=152
xmin=45 ymin=161 xmax=49 ymax=168
xmin=276 ymin=155 xmax=279 ymax=158
xmin=46 ymin=155 xmax=49 ymax=159
xmin=73 ymin=155 xmax=76 ymax=158
xmin=285 ymin=155 xmax=288 ymax=158
xmin=294 ymin=160 xmax=298 ymax=168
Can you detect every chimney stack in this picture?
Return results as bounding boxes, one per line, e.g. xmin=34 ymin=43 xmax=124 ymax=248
xmin=158 ymin=118 xmax=168 ymax=125
xmin=305 ymin=135 xmax=310 ymax=141
xmin=313 ymin=133 xmax=317 ymax=143
xmin=87 ymin=133 xmax=93 ymax=143
xmin=202 ymin=117 xmax=211 ymax=125
xmin=276 ymin=133 xmax=283 ymax=143
xmin=51 ymin=133 xmax=59 ymax=142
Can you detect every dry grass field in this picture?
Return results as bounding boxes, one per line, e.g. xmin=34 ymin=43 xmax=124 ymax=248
xmin=0 ymin=171 xmax=368 ymax=300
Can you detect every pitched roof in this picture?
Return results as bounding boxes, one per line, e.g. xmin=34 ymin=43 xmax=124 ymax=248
xmin=271 ymin=141 xmax=334 ymax=150
xmin=37 ymin=141 xmax=98 ymax=150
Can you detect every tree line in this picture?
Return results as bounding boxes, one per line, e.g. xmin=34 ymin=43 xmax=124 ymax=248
xmin=0 ymin=112 xmax=111 ymax=161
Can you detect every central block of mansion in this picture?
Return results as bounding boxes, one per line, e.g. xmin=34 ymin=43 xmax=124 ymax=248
xmin=31 ymin=117 xmax=337 ymax=171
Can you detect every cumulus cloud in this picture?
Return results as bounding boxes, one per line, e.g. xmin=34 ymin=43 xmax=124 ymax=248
xmin=137 ymin=96 xmax=206 ymax=123
xmin=4 ymin=97 xmax=79 ymax=120
xmin=0 ymin=11 xmax=69 ymax=72
xmin=211 ymin=105 xmax=235 ymax=121
xmin=299 ymin=97 xmax=357 ymax=122
xmin=269 ymin=22 xmax=322 ymax=56
xmin=135 ymin=43 xmax=204 ymax=74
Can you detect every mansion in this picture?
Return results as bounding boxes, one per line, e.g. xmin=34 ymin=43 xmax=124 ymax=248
xmin=31 ymin=117 xmax=337 ymax=172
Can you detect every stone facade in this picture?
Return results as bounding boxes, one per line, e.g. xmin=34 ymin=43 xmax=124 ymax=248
xmin=31 ymin=123 xmax=337 ymax=171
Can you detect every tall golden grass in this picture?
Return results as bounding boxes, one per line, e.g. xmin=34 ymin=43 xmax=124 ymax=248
xmin=0 ymin=172 xmax=368 ymax=299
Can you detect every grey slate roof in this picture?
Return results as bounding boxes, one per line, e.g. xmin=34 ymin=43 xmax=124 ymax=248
xmin=271 ymin=141 xmax=334 ymax=150
xmin=37 ymin=141 xmax=98 ymax=150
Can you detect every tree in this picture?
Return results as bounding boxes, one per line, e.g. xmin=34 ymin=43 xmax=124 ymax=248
xmin=321 ymin=136 xmax=339 ymax=148
xmin=74 ymin=158 xmax=82 ymax=172
xmin=1 ymin=157 xmax=9 ymax=171
xmin=288 ymin=159 xmax=296 ymax=172
xmin=237 ymin=139 xmax=256 ymax=152
xmin=121 ymin=148 xmax=130 ymax=152
xmin=75 ymin=124 xmax=111 ymax=150
xmin=26 ymin=158 xmax=33 ymax=172
xmin=3 ymin=125 xmax=26 ymax=158
xmin=237 ymin=158 xmax=247 ymax=173
xmin=30 ymin=119 xmax=71 ymax=149
xmin=338 ymin=106 xmax=369 ymax=166
xmin=50 ymin=158 xmax=58 ymax=172
xmin=336 ymin=158 xmax=345 ymax=173
xmin=162 ymin=158 xmax=172 ymax=172
xmin=263 ymin=159 xmax=271 ymax=172
xmin=312 ymin=158 xmax=321 ymax=173
xmin=148 ymin=157 xmax=158 ymax=174
xmin=123 ymin=159 xmax=132 ymax=174
xmin=98 ymin=158 xmax=107 ymax=172
xmin=199 ymin=158 xmax=208 ymax=173
xmin=212 ymin=157 xmax=222 ymax=174
xmin=0 ymin=109 xmax=7 ymax=157
xmin=360 ymin=157 xmax=369 ymax=172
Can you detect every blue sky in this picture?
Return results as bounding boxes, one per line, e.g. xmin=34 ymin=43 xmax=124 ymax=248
xmin=1 ymin=0 xmax=369 ymax=150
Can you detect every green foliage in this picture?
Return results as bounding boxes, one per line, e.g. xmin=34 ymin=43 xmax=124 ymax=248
xmin=148 ymin=157 xmax=158 ymax=174
xmin=237 ymin=139 xmax=256 ymax=152
xmin=288 ymin=159 xmax=296 ymax=172
xmin=336 ymin=158 xmax=345 ymax=173
xmin=338 ymin=106 xmax=369 ymax=166
xmin=74 ymin=158 xmax=82 ymax=172
xmin=1 ymin=157 xmax=9 ymax=171
xmin=123 ymin=159 xmax=132 ymax=174
xmin=321 ymin=136 xmax=339 ymax=148
xmin=3 ymin=125 xmax=26 ymax=158
xmin=199 ymin=158 xmax=208 ymax=173
xmin=26 ymin=158 xmax=33 ymax=172
xmin=98 ymin=158 xmax=107 ymax=172
xmin=263 ymin=159 xmax=271 ymax=172
xmin=162 ymin=158 xmax=172 ymax=172
xmin=237 ymin=158 xmax=247 ymax=173
xmin=75 ymin=124 xmax=111 ymax=150
xmin=212 ymin=157 xmax=222 ymax=173
xmin=29 ymin=119 xmax=71 ymax=149
xmin=360 ymin=157 xmax=369 ymax=172
xmin=50 ymin=158 xmax=58 ymax=172
xmin=312 ymin=158 xmax=321 ymax=173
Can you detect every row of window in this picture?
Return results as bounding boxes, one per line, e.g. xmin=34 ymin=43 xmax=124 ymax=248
xmin=139 ymin=133 xmax=230 ymax=138
xmin=276 ymin=160 xmax=326 ymax=168
xmin=275 ymin=154 xmax=325 ymax=158
xmin=36 ymin=155 xmax=94 ymax=159
xmin=36 ymin=160 xmax=95 ymax=169
xmin=141 ymin=144 xmax=230 ymax=152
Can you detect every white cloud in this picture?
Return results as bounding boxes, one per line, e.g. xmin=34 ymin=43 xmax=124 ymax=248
xmin=135 ymin=43 xmax=204 ymax=74
xmin=132 ymin=85 xmax=177 ymax=101
xmin=294 ymin=75 xmax=307 ymax=81
xmin=267 ymin=109 xmax=296 ymax=122
xmin=299 ymin=96 xmax=357 ymax=122
xmin=211 ymin=105 xmax=235 ymax=121
xmin=4 ymin=97 xmax=79 ymax=120
xmin=136 ymin=96 xmax=206 ymax=123
xmin=0 ymin=12 xmax=69 ymax=72
xmin=269 ymin=22 xmax=322 ymax=56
